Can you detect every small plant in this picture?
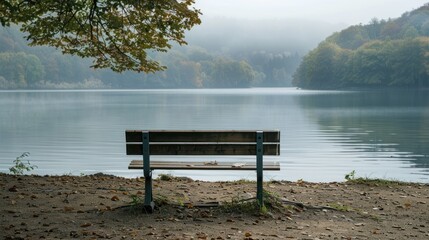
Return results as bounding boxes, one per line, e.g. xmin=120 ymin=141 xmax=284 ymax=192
xmin=345 ymin=170 xmax=356 ymax=181
xmin=176 ymin=197 xmax=185 ymax=207
xmin=9 ymin=152 xmax=37 ymax=175
xmin=130 ymin=195 xmax=144 ymax=206
xmin=127 ymin=195 xmax=147 ymax=213
xmin=158 ymin=173 xmax=174 ymax=181
xmin=157 ymin=194 xmax=170 ymax=205
xmin=260 ymin=204 xmax=268 ymax=214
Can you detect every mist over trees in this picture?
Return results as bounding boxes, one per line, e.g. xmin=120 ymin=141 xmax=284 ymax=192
xmin=293 ymin=4 xmax=429 ymax=89
xmin=0 ymin=17 xmax=341 ymax=89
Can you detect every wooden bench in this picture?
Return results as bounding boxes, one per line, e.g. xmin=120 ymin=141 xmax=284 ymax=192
xmin=125 ymin=130 xmax=280 ymax=211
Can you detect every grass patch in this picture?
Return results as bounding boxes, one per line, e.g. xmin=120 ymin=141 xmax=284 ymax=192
xmin=347 ymin=177 xmax=410 ymax=186
xmin=327 ymin=203 xmax=354 ymax=212
xmin=125 ymin=194 xmax=171 ymax=214
xmin=155 ymin=194 xmax=170 ymax=206
xmin=221 ymin=190 xmax=286 ymax=215
xmin=230 ymin=179 xmax=256 ymax=184
xmin=156 ymin=174 xmax=193 ymax=182
xmin=157 ymin=173 xmax=174 ymax=181
xmin=129 ymin=193 xmax=171 ymax=207
xmin=344 ymin=170 xmax=411 ymax=186
xmin=221 ymin=195 xmax=260 ymax=214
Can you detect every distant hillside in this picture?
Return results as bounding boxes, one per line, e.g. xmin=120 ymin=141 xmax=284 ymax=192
xmin=293 ymin=4 xmax=429 ymax=89
xmin=0 ymin=26 xmax=108 ymax=89
xmin=0 ymin=25 xmax=302 ymax=89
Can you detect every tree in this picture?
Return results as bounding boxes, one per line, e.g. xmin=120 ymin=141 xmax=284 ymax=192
xmin=205 ymin=58 xmax=259 ymax=88
xmin=402 ymin=26 xmax=419 ymax=39
xmin=293 ymin=42 xmax=345 ymax=89
xmin=0 ymin=0 xmax=201 ymax=73
xmin=0 ymin=52 xmax=45 ymax=88
xmin=349 ymin=44 xmax=388 ymax=86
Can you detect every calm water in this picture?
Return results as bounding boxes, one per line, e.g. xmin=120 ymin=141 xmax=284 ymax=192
xmin=0 ymin=88 xmax=428 ymax=183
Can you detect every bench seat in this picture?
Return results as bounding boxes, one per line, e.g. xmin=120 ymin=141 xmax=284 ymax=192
xmin=128 ymin=160 xmax=280 ymax=170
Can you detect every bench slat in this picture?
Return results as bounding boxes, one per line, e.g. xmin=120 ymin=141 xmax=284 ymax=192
xmin=128 ymin=160 xmax=280 ymax=171
xmin=126 ymin=130 xmax=280 ymax=143
xmin=126 ymin=143 xmax=280 ymax=156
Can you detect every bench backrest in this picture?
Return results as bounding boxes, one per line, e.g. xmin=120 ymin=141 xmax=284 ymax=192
xmin=125 ymin=130 xmax=280 ymax=156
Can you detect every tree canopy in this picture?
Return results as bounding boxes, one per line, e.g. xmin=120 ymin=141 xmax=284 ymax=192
xmin=0 ymin=0 xmax=201 ymax=73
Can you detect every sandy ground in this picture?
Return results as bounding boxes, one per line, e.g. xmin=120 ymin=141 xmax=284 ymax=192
xmin=1 ymin=173 xmax=428 ymax=240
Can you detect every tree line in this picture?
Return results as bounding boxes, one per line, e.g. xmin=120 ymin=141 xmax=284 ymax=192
xmin=293 ymin=4 xmax=429 ymax=89
xmin=0 ymin=26 xmax=301 ymax=89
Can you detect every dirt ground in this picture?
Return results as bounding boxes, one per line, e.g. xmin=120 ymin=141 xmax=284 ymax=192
xmin=1 ymin=173 xmax=428 ymax=240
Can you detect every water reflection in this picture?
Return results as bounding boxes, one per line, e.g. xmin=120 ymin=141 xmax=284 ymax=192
xmin=296 ymin=90 xmax=429 ymax=175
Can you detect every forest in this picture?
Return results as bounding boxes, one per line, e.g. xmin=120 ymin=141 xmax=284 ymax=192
xmin=0 ymin=18 xmax=316 ymax=89
xmin=293 ymin=4 xmax=429 ymax=89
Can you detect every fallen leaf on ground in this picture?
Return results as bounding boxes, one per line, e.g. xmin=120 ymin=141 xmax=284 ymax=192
xmin=80 ymin=223 xmax=92 ymax=228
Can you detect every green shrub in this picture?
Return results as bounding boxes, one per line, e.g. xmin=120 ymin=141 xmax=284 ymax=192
xmin=9 ymin=152 xmax=37 ymax=175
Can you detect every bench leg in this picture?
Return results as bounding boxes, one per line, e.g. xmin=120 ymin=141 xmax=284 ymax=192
xmin=142 ymin=131 xmax=155 ymax=212
xmin=257 ymin=173 xmax=263 ymax=207
xmin=144 ymin=173 xmax=155 ymax=212
xmin=256 ymin=131 xmax=264 ymax=208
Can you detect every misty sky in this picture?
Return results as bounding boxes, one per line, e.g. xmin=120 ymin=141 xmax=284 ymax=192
xmin=194 ymin=0 xmax=428 ymax=25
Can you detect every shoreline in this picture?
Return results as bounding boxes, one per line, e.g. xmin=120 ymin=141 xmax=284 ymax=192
xmin=1 ymin=173 xmax=428 ymax=239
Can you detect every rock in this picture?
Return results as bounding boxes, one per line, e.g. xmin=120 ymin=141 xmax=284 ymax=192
xmin=8 ymin=185 xmax=18 ymax=192
xmin=64 ymin=206 xmax=74 ymax=212
xmin=80 ymin=223 xmax=92 ymax=228
xmin=70 ymin=230 xmax=79 ymax=238
xmin=196 ymin=232 xmax=208 ymax=239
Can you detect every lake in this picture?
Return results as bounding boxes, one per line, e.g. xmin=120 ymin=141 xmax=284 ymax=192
xmin=0 ymin=88 xmax=428 ymax=183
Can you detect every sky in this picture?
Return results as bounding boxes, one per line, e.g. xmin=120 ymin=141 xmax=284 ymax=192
xmin=194 ymin=0 xmax=429 ymax=25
